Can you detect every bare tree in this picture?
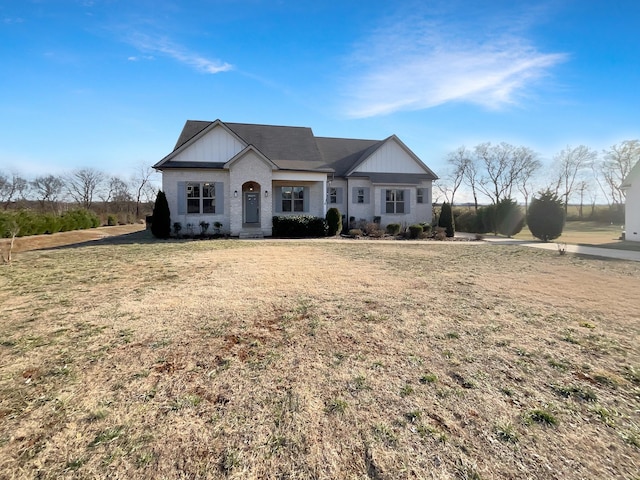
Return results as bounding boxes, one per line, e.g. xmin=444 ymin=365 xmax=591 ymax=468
xmin=434 ymin=180 xmax=452 ymax=204
xmin=517 ymin=157 xmax=542 ymax=213
xmin=1 ymin=219 xmax=20 ymax=266
xmin=444 ymin=146 xmax=471 ymax=206
xmin=575 ymin=179 xmax=592 ymax=219
xmin=0 ymin=171 xmax=28 ymax=209
xmin=474 ymin=142 xmax=539 ymax=204
xmin=101 ymin=176 xmax=134 ymax=215
xmin=31 ymin=174 xmax=65 ymax=212
xmin=67 ymin=168 xmax=104 ymax=210
xmin=551 ymin=145 xmax=598 ymax=213
xmin=132 ymin=163 xmax=157 ymax=219
xmin=597 ymin=140 xmax=640 ymax=205
xmin=462 ymin=157 xmax=480 ymax=211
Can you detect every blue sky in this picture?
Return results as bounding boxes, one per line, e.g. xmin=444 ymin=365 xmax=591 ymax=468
xmin=1 ymin=0 xmax=639 ymax=185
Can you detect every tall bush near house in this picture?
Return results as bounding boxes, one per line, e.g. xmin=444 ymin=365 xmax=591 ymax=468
xmin=438 ymin=202 xmax=455 ymax=237
xmin=496 ymin=198 xmax=525 ymax=237
xmin=527 ymin=189 xmax=565 ymax=242
xmin=326 ymin=207 xmax=342 ymax=236
xmin=151 ymin=190 xmax=171 ymax=239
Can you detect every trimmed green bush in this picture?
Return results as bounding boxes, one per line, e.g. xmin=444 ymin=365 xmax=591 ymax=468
xmin=438 ymin=202 xmax=455 ymax=237
xmin=151 ymin=190 xmax=171 ymax=239
xmin=326 ymin=207 xmax=342 ymax=236
xmin=408 ymin=224 xmax=423 ymax=239
xmin=527 ymin=190 xmax=565 ymax=242
xmin=419 ymin=223 xmax=432 ymax=235
xmin=272 ymin=215 xmax=327 ymax=238
xmin=107 ymin=214 xmax=117 ymax=226
xmin=386 ymin=223 xmax=401 ymax=235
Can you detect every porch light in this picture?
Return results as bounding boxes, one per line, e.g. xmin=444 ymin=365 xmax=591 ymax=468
xmin=265 ymin=190 xmax=269 ymax=197
xmin=234 ymin=190 xmax=238 ymax=197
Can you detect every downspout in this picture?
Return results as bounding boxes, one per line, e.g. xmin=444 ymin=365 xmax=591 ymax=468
xmin=345 ymin=177 xmax=350 ymax=233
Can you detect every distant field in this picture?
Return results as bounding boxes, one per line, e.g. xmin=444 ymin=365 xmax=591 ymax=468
xmin=514 ymin=221 xmax=626 ymax=245
xmin=1 ymin=239 xmax=639 ymax=479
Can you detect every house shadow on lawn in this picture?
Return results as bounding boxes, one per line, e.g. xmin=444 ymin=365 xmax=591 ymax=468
xmin=43 ymin=228 xmax=159 ymax=251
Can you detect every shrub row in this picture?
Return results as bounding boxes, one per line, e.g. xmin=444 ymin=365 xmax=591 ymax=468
xmin=0 ymin=209 xmax=100 ymax=238
xmin=454 ymin=199 xmax=524 ymax=237
xmin=272 ymin=215 xmax=327 ymax=238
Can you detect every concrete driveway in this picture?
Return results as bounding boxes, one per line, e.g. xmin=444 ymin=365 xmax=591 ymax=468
xmin=477 ymin=235 xmax=640 ymax=262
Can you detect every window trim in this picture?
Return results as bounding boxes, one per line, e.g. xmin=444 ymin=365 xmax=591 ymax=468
xmin=186 ymin=181 xmax=216 ymax=214
xmin=281 ymin=186 xmax=305 ymax=213
xmin=416 ymin=188 xmax=424 ymax=204
xmin=385 ymin=189 xmax=405 ymax=214
xmin=329 ymin=187 xmax=338 ymax=204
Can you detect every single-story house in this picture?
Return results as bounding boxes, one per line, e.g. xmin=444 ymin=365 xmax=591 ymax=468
xmin=153 ymin=119 xmax=438 ymax=237
xmin=621 ymin=160 xmax=640 ymax=241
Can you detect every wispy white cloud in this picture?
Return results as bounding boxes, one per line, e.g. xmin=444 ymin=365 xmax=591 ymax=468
xmin=127 ymin=32 xmax=232 ymax=74
xmin=343 ymin=9 xmax=568 ymax=118
xmin=127 ymin=55 xmax=155 ymax=62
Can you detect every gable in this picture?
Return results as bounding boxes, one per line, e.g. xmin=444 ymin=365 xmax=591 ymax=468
xmin=351 ymin=138 xmax=429 ymax=175
xmin=225 ymin=146 xmax=278 ymax=171
xmin=170 ymin=124 xmax=245 ymax=164
xmin=621 ymin=160 xmax=640 ymax=190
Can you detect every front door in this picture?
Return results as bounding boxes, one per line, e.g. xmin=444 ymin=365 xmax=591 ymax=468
xmin=244 ymin=192 xmax=260 ymax=224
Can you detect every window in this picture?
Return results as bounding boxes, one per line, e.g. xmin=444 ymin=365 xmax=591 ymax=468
xmin=187 ymin=182 xmax=216 ymax=214
xmin=351 ymin=187 xmax=369 ymax=204
xmin=417 ymin=188 xmax=425 ymax=204
xmin=281 ymin=186 xmax=304 ymax=212
xmin=329 ymin=187 xmax=337 ymax=204
xmin=385 ymin=189 xmax=405 ymax=214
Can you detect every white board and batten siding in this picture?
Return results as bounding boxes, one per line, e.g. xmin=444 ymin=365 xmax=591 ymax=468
xmin=172 ymin=126 xmax=244 ymax=163
xmin=625 ymin=179 xmax=640 ymax=242
xmin=353 ymin=139 xmax=426 ymax=174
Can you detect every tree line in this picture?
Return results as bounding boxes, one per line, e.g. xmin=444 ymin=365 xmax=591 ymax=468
xmin=0 ymin=164 xmax=159 ymax=221
xmin=435 ymin=139 xmax=639 ymax=221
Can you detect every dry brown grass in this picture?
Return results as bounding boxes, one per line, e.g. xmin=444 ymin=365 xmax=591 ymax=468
xmin=1 ymin=238 xmax=639 ymax=479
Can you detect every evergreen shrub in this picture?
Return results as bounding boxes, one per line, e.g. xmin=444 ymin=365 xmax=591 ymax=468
xmin=527 ymin=190 xmax=565 ymax=242
xmin=495 ymin=198 xmax=525 ymax=237
xmin=438 ymin=202 xmax=455 ymax=237
xmin=386 ymin=223 xmax=401 ymax=235
xmin=408 ymin=224 xmax=423 ymax=239
xmin=151 ymin=190 xmax=171 ymax=239
xmin=325 ymin=207 xmax=342 ymax=236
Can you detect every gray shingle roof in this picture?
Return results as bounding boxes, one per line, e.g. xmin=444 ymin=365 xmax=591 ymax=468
xmin=225 ymin=122 xmax=324 ymax=165
xmin=157 ymin=120 xmax=436 ymax=180
xmin=315 ymin=137 xmax=382 ymax=176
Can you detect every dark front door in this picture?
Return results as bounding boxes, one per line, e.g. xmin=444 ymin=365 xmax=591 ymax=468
xmin=245 ymin=192 xmax=260 ymax=224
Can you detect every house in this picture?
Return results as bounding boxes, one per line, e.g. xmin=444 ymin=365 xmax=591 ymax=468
xmin=621 ymin=160 xmax=640 ymax=241
xmin=153 ymin=119 xmax=438 ymax=237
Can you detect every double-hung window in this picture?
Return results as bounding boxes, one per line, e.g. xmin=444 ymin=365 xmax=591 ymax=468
xmin=385 ymin=189 xmax=405 ymax=214
xmin=187 ymin=182 xmax=216 ymax=214
xmin=329 ymin=187 xmax=338 ymax=204
xmin=356 ymin=188 xmax=365 ymax=204
xmin=416 ymin=188 xmax=425 ymax=204
xmin=281 ymin=186 xmax=304 ymax=212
